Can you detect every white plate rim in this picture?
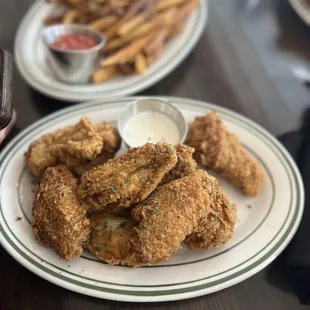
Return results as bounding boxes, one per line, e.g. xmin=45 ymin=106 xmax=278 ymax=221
xmin=14 ymin=1 xmax=208 ymax=102
xmin=0 ymin=96 xmax=304 ymax=302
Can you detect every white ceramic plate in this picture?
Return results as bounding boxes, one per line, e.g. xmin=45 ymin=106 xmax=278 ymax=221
xmin=14 ymin=1 xmax=208 ymax=102
xmin=289 ymin=0 xmax=310 ymax=25
xmin=0 ymin=97 xmax=304 ymax=302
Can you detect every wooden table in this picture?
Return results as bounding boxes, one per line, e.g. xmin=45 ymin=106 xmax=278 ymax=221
xmin=1 ymin=0 xmax=309 ymax=309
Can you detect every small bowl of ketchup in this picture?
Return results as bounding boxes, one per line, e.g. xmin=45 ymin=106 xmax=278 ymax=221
xmin=42 ymin=24 xmax=105 ymax=84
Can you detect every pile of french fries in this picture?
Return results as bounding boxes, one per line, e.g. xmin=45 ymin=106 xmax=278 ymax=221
xmin=46 ymin=0 xmax=200 ymax=84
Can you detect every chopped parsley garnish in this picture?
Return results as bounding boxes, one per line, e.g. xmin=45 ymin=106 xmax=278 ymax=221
xmin=108 ymin=187 xmax=117 ymax=193
xmin=124 ymin=177 xmax=131 ymax=183
xmin=94 ymin=246 xmax=101 ymax=252
xmin=108 ymin=229 xmax=112 ymax=241
xmin=140 ymin=223 xmax=148 ymax=228
xmin=150 ymin=208 xmax=158 ymax=215
xmin=149 ymin=178 xmax=155 ymax=184
xmin=165 ymin=195 xmax=171 ymax=201
xmin=138 ymin=174 xmax=143 ymax=179
xmin=15 ymin=217 xmax=22 ymax=221
xmin=167 ymin=146 xmax=174 ymax=154
xmin=177 ymin=245 xmax=183 ymax=251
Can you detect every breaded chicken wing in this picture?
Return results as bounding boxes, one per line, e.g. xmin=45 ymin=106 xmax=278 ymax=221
xmin=67 ymin=121 xmax=121 ymax=175
xmin=160 ymin=144 xmax=197 ymax=184
xmin=25 ymin=117 xmax=120 ymax=176
xmin=24 ymin=132 xmax=58 ymax=176
xmin=186 ymin=112 xmax=264 ymax=197
xmin=129 ymin=172 xmax=210 ymax=266
xmin=88 ymin=212 xmax=136 ymax=265
xmin=51 ymin=117 xmax=104 ymax=172
xmin=185 ymin=170 xmax=237 ymax=249
xmin=94 ymin=121 xmax=121 ymax=154
xmin=77 ymin=143 xmax=178 ymax=211
xmin=32 ymin=166 xmax=90 ymax=261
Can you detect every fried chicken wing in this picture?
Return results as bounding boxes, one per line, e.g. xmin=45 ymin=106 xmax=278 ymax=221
xmin=94 ymin=121 xmax=121 ymax=154
xmin=129 ymin=172 xmax=210 ymax=266
xmin=32 ymin=166 xmax=90 ymax=261
xmin=160 ymin=144 xmax=197 ymax=184
xmin=25 ymin=117 xmax=120 ymax=176
xmin=186 ymin=112 xmax=264 ymax=197
xmin=66 ymin=121 xmax=121 ymax=175
xmin=185 ymin=170 xmax=237 ymax=249
xmin=51 ymin=117 xmax=104 ymax=172
xmin=25 ymin=132 xmax=58 ymax=176
xmin=77 ymin=143 xmax=178 ymax=210
xmin=88 ymin=212 xmax=136 ymax=265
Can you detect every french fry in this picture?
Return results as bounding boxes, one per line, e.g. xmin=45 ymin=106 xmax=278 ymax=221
xmin=144 ymin=28 xmax=169 ymax=56
xmin=88 ymin=15 xmax=118 ymax=30
xmin=117 ymin=13 xmax=147 ymax=36
xmin=44 ymin=15 xmax=64 ymax=26
xmin=62 ymin=9 xmax=80 ymax=23
xmin=154 ymin=0 xmax=186 ymax=12
xmin=96 ymin=4 xmax=113 ymax=15
xmin=92 ymin=66 xmax=117 ymax=84
xmin=159 ymin=7 xmax=177 ymax=25
xmin=103 ymin=0 xmax=145 ymax=39
xmin=145 ymin=55 xmax=154 ymax=66
xmin=134 ymin=53 xmax=147 ymax=74
xmin=118 ymin=63 xmax=135 ymax=75
xmin=102 ymin=23 xmax=161 ymax=53
xmin=173 ymin=0 xmax=199 ymax=24
xmin=104 ymin=11 xmax=137 ymax=40
xmin=100 ymin=34 xmax=154 ymax=67
xmin=168 ymin=24 xmax=182 ymax=37
xmin=102 ymin=8 xmax=176 ymax=53
xmin=111 ymin=0 xmax=130 ymax=8
xmin=95 ymin=0 xmax=109 ymax=4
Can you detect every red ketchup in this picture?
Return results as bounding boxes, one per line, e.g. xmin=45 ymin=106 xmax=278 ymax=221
xmin=50 ymin=34 xmax=98 ymax=50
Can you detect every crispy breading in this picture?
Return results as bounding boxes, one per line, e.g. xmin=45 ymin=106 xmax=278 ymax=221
xmin=184 ymin=170 xmax=237 ymax=249
xmin=72 ymin=152 xmax=116 ymax=176
xmin=186 ymin=112 xmax=264 ymax=197
xmin=25 ymin=132 xmax=58 ymax=176
xmin=88 ymin=212 xmax=136 ymax=265
xmin=129 ymin=172 xmax=210 ymax=266
xmin=93 ymin=121 xmax=121 ymax=154
xmin=65 ymin=120 xmax=121 ymax=175
xmin=32 ymin=166 xmax=90 ymax=261
xmin=89 ymin=173 xmax=210 ymax=267
xmin=160 ymin=143 xmax=197 ymax=184
xmin=25 ymin=117 xmax=121 ymax=176
xmin=51 ymin=117 xmax=104 ymax=172
xmin=77 ymin=143 xmax=178 ymax=210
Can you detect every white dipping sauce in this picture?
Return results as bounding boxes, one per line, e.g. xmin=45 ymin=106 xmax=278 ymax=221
xmin=124 ymin=111 xmax=181 ymax=147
